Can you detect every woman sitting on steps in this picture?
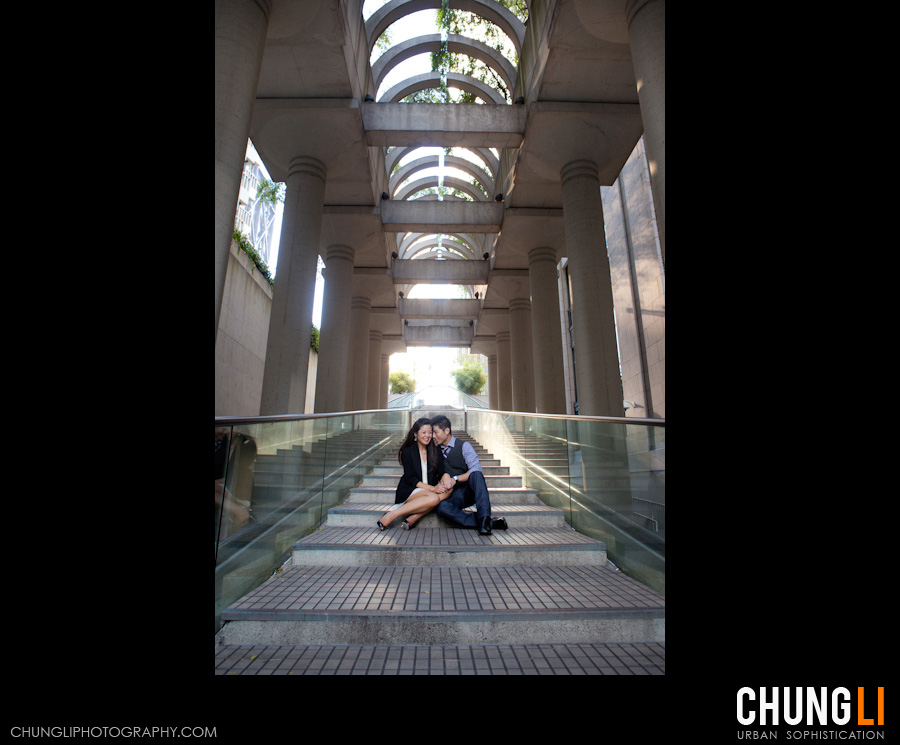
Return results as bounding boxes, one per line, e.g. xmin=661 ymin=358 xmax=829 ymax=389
xmin=377 ymin=417 xmax=452 ymax=530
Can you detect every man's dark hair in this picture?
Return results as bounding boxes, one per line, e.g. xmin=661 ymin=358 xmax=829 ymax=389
xmin=430 ymin=414 xmax=452 ymax=433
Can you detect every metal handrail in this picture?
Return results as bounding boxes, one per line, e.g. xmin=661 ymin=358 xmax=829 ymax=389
xmin=215 ymin=406 xmax=664 ymax=428
xmin=214 ymin=408 xmax=398 ymax=426
xmin=469 ymin=408 xmax=665 ymax=426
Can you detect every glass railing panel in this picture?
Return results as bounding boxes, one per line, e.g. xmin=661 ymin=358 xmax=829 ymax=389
xmin=320 ymin=414 xmax=357 ymax=516
xmin=518 ymin=415 xmax=573 ymax=519
xmin=214 ymin=416 xmax=333 ymax=631
xmin=356 ymin=410 xmax=408 ymax=480
xmin=214 ymin=425 xmax=233 ymax=550
xmin=466 ymin=409 xmax=518 ymax=471
xmin=467 ymin=409 xmax=665 ymax=596
xmin=566 ymin=417 xmax=665 ymax=594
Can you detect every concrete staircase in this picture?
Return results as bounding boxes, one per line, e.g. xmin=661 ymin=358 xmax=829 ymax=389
xmin=216 ymin=433 xmax=665 ymax=675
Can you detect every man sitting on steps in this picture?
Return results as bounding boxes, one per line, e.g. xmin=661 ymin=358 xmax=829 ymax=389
xmin=430 ymin=414 xmax=508 ymax=536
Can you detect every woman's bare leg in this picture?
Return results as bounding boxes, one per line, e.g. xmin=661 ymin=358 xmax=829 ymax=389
xmin=399 ymin=490 xmax=451 ymax=527
xmin=403 ymin=511 xmax=428 ymax=527
xmin=379 ymin=490 xmax=439 ymax=527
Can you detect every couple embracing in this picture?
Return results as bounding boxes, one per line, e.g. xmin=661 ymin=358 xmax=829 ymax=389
xmin=376 ymin=415 xmax=508 ymax=535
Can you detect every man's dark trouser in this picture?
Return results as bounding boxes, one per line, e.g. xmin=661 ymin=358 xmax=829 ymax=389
xmin=436 ymin=471 xmax=491 ymax=528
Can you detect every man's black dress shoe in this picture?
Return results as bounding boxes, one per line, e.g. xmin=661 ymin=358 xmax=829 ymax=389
xmin=491 ymin=517 xmax=508 ymax=530
xmin=477 ymin=515 xmax=492 ymax=535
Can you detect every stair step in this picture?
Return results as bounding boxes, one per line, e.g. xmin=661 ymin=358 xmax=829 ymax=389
xmin=327 ymin=503 xmax=566 ymax=528
xmin=344 ymin=486 xmax=544 ymax=505
xmin=376 ymin=458 xmax=502 ymax=467
xmin=290 ymin=526 xmax=606 ymax=567
xmin=219 ymin=564 xmax=663 ymax=645
xmin=370 ymin=465 xmax=510 ymax=476
xmin=358 ymin=474 xmax=524 ymax=488
xmin=215 ymin=641 xmax=666 ymax=675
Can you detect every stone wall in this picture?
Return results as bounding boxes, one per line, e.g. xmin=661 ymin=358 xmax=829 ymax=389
xmin=215 ymin=240 xmax=317 ymax=417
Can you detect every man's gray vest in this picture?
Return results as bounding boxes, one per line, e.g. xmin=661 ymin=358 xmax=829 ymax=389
xmin=442 ymin=438 xmax=468 ymax=478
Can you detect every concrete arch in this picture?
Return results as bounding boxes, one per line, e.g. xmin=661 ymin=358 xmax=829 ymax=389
xmin=442 ymin=153 xmax=495 ymax=192
xmin=409 ymin=246 xmax=471 ymax=261
xmin=372 ymin=33 xmax=517 ymax=94
xmin=395 ymin=173 xmax=489 ymax=202
xmin=465 ymin=147 xmax=500 ymax=176
xmin=390 ymin=154 xmax=441 ymax=194
xmin=366 ymin=0 xmax=525 ymax=57
xmin=404 ymin=238 xmax=480 ymax=261
xmin=385 ymin=145 xmax=419 ymax=174
xmin=400 ymin=220 xmax=493 ymax=257
xmin=390 ymin=154 xmax=494 ymax=197
xmin=379 ymin=70 xmax=508 ymax=104
xmin=386 ymin=145 xmax=499 ymax=184
xmin=398 ymin=231 xmax=482 ymax=260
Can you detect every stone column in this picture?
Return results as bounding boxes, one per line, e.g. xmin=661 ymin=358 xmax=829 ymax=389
xmin=366 ymin=330 xmax=383 ymax=409
xmin=215 ymin=0 xmax=271 ymax=339
xmin=495 ymin=331 xmax=513 ymax=411
xmin=560 ymin=160 xmax=624 ymax=417
xmin=347 ymin=296 xmax=372 ymax=410
xmin=627 ymin=0 xmax=665 ymax=266
xmin=380 ymin=354 xmax=390 ymax=409
xmin=528 ymin=247 xmax=567 ymax=414
xmin=487 ymin=354 xmax=498 ymax=409
xmin=314 ymin=245 xmax=354 ymax=413
xmin=259 ymin=156 xmax=327 ymax=415
xmin=508 ymin=298 xmax=535 ymax=413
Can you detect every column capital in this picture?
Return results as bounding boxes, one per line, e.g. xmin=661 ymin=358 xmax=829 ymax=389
xmin=509 ymin=297 xmax=531 ymax=313
xmin=325 ymin=244 xmax=355 ymax=263
xmin=351 ymin=296 xmax=371 ymax=310
xmin=495 ymin=331 xmax=511 ymax=344
xmin=527 ymin=246 xmax=558 ymax=265
xmin=369 ymin=329 xmax=383 ymax=342
xmin=288 ymin=156 xmax=327 ymax=182
xmin=560 ymin=159 xmax=599 ymax=185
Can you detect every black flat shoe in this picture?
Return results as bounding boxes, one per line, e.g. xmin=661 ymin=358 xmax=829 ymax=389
xmin=401 ymin=520 xmax=416 ymax=530
xmin=377 ymin=520 xmax=389 ymax=531
xmin=491 ymin=517 xmax=508 ymax=531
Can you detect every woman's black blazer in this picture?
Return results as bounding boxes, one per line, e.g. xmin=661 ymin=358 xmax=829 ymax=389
xmin=395 ymin=445 xmax=446 ymax=504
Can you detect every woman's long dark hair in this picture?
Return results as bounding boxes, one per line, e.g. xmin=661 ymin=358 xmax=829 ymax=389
xmin=397 ymin=417 xmax=439 ymax=470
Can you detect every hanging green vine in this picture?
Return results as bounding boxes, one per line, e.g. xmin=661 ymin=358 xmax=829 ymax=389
xmin=232 ymin=228 xmax=274 ymax=286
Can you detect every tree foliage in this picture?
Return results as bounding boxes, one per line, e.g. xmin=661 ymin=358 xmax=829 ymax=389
xmin=450 ymin=358 xmax=487 ymax=395
xmin=256 ymin=177 xmax=285 ymax=206
xmin=389 ymin=371 xmax=416 ymax=394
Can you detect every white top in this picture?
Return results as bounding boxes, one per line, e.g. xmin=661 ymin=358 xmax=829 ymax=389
xmin=420 ymin=450 xmax=428 ymax=484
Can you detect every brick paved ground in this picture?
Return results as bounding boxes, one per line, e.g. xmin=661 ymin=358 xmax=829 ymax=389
xmin=215 ymin=641 xmax=665 ymax=675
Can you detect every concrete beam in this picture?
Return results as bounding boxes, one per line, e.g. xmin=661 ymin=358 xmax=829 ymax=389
xmin=363 ymin=103 xmax=525 ymax=148
xmin=403 ymin=325 xmax=475 ymax=346
xmin=398 ymin=298 xmax=481 ymax=319
xmin=382 ymin=200 xmax=504 ymax=233
xmin=392 ymin=259 xmax=491 ymax=284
